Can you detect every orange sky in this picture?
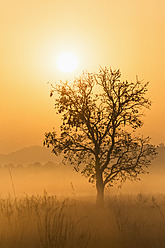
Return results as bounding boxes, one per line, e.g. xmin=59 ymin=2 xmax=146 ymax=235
xmin=0 ymin=0 xmax=165 ymax=153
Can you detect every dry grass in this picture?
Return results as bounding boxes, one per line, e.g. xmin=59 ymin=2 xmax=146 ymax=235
xmin=0 ymin=192 xmax=165 ymax=247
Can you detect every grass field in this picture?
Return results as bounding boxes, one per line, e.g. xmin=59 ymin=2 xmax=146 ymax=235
xmin=0 ymin=192 xmax=165 ymax=248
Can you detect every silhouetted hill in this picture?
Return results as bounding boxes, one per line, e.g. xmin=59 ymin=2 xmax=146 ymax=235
xmin=0 ymin=145 xmax=59 ymax=166
xmin=0 ymin=145 xmax=164 ymax=172
xmin=150 ymin=145 xmax=165 ymax=172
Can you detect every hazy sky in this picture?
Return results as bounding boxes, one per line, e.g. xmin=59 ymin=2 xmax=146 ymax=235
xmin=0 ymin=0 xmax=165 ymax=153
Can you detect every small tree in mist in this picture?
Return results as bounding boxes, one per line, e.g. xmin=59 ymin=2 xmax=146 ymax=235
xmin=44 ymin=67 xmax=156 ymax=207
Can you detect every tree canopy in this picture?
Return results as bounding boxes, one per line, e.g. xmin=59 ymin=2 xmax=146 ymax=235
xmin=44 ymin=67 xmax=156 ymax=206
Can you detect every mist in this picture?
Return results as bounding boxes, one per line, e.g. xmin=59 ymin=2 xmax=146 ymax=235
xmin=0 ymin=144 xmax=163 ymax=198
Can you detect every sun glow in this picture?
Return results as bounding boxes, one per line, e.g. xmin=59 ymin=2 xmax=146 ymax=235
xmin=57 ymin=52 xmax=78 ymax=73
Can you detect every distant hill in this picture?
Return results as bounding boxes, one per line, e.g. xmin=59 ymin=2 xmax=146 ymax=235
xmin=0 ymin=145 xmax=60 ymax=166
xmin=0 ymin=144 xmax=164 ymax=172
xmin=151 ymin=145 xmax=165 ymax=172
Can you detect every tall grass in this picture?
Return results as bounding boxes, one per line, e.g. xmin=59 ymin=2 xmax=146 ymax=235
xmin=0 ymin=192 xmax=165 ymax=247
xmin=0 ymin=192 xmax=90 ymax=248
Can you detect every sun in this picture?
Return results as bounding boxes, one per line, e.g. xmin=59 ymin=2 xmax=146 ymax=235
xmin=57 ymin=52 xmax=78 ymax=73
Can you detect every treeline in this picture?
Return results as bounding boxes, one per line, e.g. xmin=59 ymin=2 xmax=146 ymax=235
xmin=0 ymin=161 xmax=58 ymax=170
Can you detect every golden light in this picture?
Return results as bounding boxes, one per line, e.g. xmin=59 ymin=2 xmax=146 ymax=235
xmin=57 ymin=52 xmax=78 ymax=73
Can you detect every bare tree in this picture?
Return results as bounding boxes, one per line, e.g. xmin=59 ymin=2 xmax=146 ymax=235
xmin=44 ymin=67 xmax=156 ymax=206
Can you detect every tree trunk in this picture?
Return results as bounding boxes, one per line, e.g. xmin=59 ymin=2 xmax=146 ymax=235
xmin=96 ymin=172 xmax=104 ymax=207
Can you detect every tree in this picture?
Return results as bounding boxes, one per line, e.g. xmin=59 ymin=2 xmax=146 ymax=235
xmin=44 ymin=67 xmax=156 ymax=206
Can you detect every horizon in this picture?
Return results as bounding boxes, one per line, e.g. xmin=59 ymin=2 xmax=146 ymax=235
xmin=0 ymin=141 xmax=164 ymax=156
